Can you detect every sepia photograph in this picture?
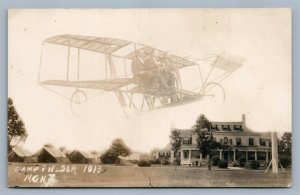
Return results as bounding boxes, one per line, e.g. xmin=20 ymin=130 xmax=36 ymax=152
xmin=7 ymin=8 xmax=291 ymax=187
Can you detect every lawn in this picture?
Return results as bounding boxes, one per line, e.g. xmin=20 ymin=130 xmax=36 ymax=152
xmin=7 ymin=163 xmax=291 ymax=187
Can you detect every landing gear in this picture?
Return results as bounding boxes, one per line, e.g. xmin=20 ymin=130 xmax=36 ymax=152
xmin=203 ymin=82 xmax=226 ymax=102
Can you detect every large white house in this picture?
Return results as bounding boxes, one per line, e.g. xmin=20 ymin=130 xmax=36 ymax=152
xmin=153 ymin=114 xmax=272 ymax=166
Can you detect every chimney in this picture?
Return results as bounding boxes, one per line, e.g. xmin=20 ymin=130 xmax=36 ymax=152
xmin=242 ymin=114 xmax=246 ymax=129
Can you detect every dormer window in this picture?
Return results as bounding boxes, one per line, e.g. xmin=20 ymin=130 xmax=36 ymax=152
xmin=233 ymin=125 xmax=242 ymax=131
xmin=224 ymin=137 xmax=228 ymax=144
xmin=211 ymin=124 xmax=219 ymax=131
xmin=222 ymin=125 xmax=228 ymax=130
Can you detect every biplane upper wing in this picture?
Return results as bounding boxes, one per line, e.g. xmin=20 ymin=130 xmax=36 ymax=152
xmin=125 ymin=45 xmax=198 ymax=68
xmin=212 ymin=54 xmax=245 ymax=73
xmin=45 ymin=34 xmax=131 ymax=54
xmin=40 ymin=78 xmax=133 ymax=91
xmin=44 ymin=34 xmax=198 ymax=68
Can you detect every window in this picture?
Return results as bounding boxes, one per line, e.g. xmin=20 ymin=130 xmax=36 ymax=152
xmin=257 ymin=152 xmax=266 ymax=161
xmin=211 ymin=124 xmax=219 ymax=131
xmin=229 ymin=139 xmax=233 ymax=145
xmin=236 ymin=138 xmax=241 ymax=146
xmin=223 ymin=137 xmax=228 ymax=144
xmin=234 ymin=125 xmax=242 ymax=131
xmin=248 ymin=152 xmax=255 ymax=160
xmin=269 ymin=141 xmax=272 ymax=147
xmin=249 ymin=138 xmax=254 ymax=146
xmin=260 ymin=139 xmax=266 ymax=146
xmin=182 ymin=138 xmax=191 ymax=145
xmin=183 ymin=150 xmax=189 ymax=159
xmin=191 ymin=150 xmax=200 ymax=158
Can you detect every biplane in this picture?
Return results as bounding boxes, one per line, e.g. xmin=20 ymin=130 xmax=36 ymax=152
xmin=38 ymin=34 xmax=244 ymax=114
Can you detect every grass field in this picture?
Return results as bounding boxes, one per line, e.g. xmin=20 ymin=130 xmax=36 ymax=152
xmin=7 ymin=163 xmax=292 ymax=187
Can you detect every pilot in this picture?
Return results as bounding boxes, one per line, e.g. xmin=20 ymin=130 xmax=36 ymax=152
xmin=142 ymin=49 xmax=161 ymax=89
xmin=131 ymin=49 xmax=146 ymax=83
xmin=142 ymin=50 xmax=170 ymax=91
xmin=143 ymin=49 xmax=161 ymax=72
xmin=161 ymin=52 xmax=176 ymax=89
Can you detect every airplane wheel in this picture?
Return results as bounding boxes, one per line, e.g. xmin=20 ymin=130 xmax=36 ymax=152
xmin=203 ymin=82 xmax=226 ymax=102
xmin=70 ymin=89 xmax=88 ymax=115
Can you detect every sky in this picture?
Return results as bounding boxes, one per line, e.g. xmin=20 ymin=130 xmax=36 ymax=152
xmin=8 ymin=9 xmax=291 ymax=153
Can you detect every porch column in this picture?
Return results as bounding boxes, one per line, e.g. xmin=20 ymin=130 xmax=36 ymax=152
xmin=219 ymin=149 xmax=223 ymax=160
xmin=189 ymin=150 xmax=191 ymax=164
xmin=255 ymin=151 xmax=257 ymax=161
xmin=170 ymin=150 xmax=174 ymax=163
xmin=233 ymin=150 xmax=236 ymax=161
xmin=266 ymin=150 xmax=269 ymax=162
xmin=245 ymin=151 xmax=248 ymax=162
xmin=180 ymin=149 xmax=184 ymax=163
xmin=200 ymin=153 xmax=203 ymax=162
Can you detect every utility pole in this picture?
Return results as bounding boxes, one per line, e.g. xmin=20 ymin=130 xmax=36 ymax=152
xmin=265 ymin=131 xmax=285 ymax=173
xmin=271 ymin=131 xmax=278 ymax=174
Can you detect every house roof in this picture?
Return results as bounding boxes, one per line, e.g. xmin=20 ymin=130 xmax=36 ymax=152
xmin=177 ymin=129 xmax=195 ymax=137
xmin=37 ymin=146 xmax=66 ymax=158
xmin=12 ymin=146 xmax=32 ymax=157
xmin=211 ymin=121 xmax=243 ymax=126
xmin=70 ymin=150 xmax=93 ymax=159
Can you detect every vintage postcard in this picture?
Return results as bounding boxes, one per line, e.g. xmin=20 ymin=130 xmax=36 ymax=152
xmin=8 ymin=9 xmax=291 ymax=187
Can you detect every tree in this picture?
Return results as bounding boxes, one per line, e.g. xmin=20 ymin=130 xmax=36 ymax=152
xmin=100 ymin=138 xmax=131 ymax=164
xmin=7 ymin=98 xmax=27 ymax=152
xmin=278 ymin=132 xmax=292 ymax=156
xmin=278 ymin=132 xmax=292 ymax=167
xmin=193 ymin=114 xmax=221 ymax=170
xmin=170 ymin=129 xmax=182 ymax=170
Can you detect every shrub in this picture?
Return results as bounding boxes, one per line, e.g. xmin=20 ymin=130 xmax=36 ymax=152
xmin=161 ymin=158 xmax=170 ymax=165
xmin=173 ymin=158 xmax=181 ymax=166
xmin=150 ymin=159 xmax=161 ymax=164
xmin=218 ymin=160 xmax=228 ymax=168
xmin=279 ymin=155 xmax=291 ymax=168
xmin=211 ymin=155 xmax=220 ymax=166
xmin=250 ymin=160 xmax=260 ymax=169
xmin=137 ymin=160 xmax=151 ymax=167
xmin=100 ymin=152 xmax=118 ymax=164
xmin=238 ymin=157 xmax=246 ymax=167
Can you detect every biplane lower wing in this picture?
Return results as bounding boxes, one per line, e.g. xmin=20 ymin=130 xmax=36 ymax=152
xmin=125 ymin=86 xmax=198 ymax=97
xmin=40 ymin=78 xmax=133 ymax=91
